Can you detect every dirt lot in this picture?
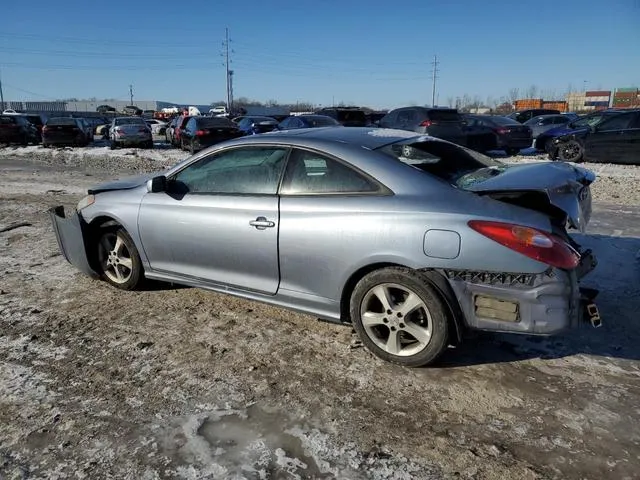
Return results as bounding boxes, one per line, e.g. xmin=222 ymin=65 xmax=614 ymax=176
xmin=1 ymin=147 xmax=640 ymax=480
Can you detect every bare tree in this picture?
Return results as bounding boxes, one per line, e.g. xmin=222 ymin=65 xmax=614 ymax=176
xmin=508 ymin=88 xmax=519 ymax=104
xmin=526 ymin=84 xmax=539 ymax=98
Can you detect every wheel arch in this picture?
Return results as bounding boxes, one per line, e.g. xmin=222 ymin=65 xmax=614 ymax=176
xmin=339 ymin=263 xmax=464 ymax=343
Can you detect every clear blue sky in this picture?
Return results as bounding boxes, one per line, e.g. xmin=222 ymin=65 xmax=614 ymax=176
xmin=1 ymin=0 xmax=639 ymax=109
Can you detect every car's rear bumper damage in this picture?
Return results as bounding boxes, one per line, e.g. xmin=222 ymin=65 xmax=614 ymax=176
xmin=440 ymin=249 xmax=600 ymax=335
xmin=49 ymin=206 xmax=98 ymax=278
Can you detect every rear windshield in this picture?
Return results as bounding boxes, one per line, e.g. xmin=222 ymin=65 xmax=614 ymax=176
xmin=0 ymin=116 xmax=18 ymax=124
xmin=247 ymin=117 xmax=277 ymax=123
xmin=488 ymin=116 xmax=521 ymax=126
xmin=24 ymin=115 xmax=43 ymax=125
xmin=115 ymin=117 xmax=146 ymax=125
xmin=304 ymin=115 xmax=340 ymax=127
xmin=377 ymin=140 xmax=503 ymax=189
xmin=427 ymin=110 xmax=461 ymax=122
xmin=46 ymin=118 xmax=77 ymax=126
xmin=197 ymin=117 xmax=235 ymax=127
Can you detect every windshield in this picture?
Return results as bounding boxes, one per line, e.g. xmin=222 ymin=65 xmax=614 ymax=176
xmin=571 ymin=113 xmax=609 ymax=128
xmin=377 ymin=139 xmax=504 ymax=188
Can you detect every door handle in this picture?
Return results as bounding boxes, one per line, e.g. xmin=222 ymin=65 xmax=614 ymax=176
xmin=249 ymin=216 xmax=275 ymax=230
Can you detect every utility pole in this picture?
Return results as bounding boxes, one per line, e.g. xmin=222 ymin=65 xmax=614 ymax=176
xmin=431 ymin=55 xmax=439 ymax=107
xmin=583 ymin=80 xmax=588 ymax=93
xmin=223 ymin=27 xmax=233 ymax=114
xmin=129 ymin=84 xmax=134 ymax=105
xmin=0 ymin=68 xmax=4 ymax=112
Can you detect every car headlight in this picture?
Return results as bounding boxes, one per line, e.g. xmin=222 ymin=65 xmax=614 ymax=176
xmin=77 ymin=194 xmax=95 ymax=211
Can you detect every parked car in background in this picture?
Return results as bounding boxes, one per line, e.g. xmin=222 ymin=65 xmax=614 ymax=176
xmin=42 ymin=117 xmax=89 ymax=147
xmin=109 ymin=117 xmax=153 ymax=149
xmin=179 ymin=116 xmax=244 ymax=153
xmin=123 ymin=105 xmax=143 ymax=116
xmin=142 ymin=110 xmax=156 ymax=119
xmin=19 ymin=114 xmax=46 ymax=141
xmin=75 ymin=118 xmax=94 ymax=143
xmin=315 ymin=107 xmax=368 ymax=127
xmin=464 ymin=115 xmax=533 ymax=155
xmin=0 ymin=114 xmax=40 ymax=145
xmin=96 ymin=121 xmax=112 ymax=139
xmin=549 ymin=109 xmax=640 ymax=164
xmin=145 ymin=119 xmax=168 ymax=135
xmin=524 ymin=114 xmax=574 ymax=140
xmin=379 ymin=107 xmax=467 ymax=145
xmin=97 ymin=105 xmax=116 ymax=114
xmin=50 ymin=127 xmax=600 ymax=368
xmin=534 ymin=111 xmax=609 ymax=152
xmin=277 ymin=114 xmax=341 ymax=130
xmin=507 ymin=109 xmax=561 ymax=123
xmin=367 ymin=111 xmax=388 ymax=126
xmin=236 ymin=116 xmax=279 ymax=135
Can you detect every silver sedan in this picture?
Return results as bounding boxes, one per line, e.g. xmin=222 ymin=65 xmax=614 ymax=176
xmin=50 ymin=127 xmax=600 ymax=367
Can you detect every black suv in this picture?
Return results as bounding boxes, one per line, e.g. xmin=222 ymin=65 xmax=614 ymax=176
xmin=0 ymin=114 xmax=40 ymax=145
xmin=314 ymin=107 xmax=368 ymax=127
xmin=379 ymin=107 xmax=466 ymax=145
xmin=507 ymin=109 xmax=560 ymax=123
xmin=550 ymin=108 xmax=640 ymax=164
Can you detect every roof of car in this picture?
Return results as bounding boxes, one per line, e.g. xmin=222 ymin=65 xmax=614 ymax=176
xmin=231 ymin=126 xmax=433 ymax=150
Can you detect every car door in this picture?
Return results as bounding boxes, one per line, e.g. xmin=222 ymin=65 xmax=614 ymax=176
xmin=624 ymin=113 xmax=640 ymax=165
xmin=584 ymin=112 xmax=636 ymax=163
xmin=137 ymin=146 xmax=289 ymax=294
xmin=278 ymin=148 xmax=387 ymax=301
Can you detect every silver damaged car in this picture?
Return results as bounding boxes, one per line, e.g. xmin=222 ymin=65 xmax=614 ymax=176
xmin=50 ymin=127 xmax=601 ymax=367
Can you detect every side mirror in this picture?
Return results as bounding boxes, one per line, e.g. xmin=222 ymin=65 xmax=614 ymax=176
xmin=146 ymin=175 xmax=167 ymax=193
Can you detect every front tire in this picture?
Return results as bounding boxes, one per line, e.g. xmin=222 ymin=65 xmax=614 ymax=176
xmin=557 ymin=139 xmax=584 ymax=162
xmin=505 ymin=147 xmax=520 ymax=156
xmin=96 ymin=227 xmax=144 ymax=290
xmin=350 ymin=267 xmax=449 ymax=367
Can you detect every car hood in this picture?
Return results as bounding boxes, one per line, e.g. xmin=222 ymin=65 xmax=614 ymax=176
xmin=461 ymin=162 xmax=595 ymax=231
xmin=543 ymin=125 xmax=590 ymax=138
xmin=88 ymin=173 xmax=155 ymax=194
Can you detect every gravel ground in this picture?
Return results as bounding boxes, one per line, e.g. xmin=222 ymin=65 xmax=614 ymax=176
xmin=1 ymin=144 xmax=640 ymax=479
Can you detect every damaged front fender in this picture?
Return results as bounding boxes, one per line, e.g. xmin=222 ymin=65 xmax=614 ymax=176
xmin=49 ymin=206 xmax=98 ymax=278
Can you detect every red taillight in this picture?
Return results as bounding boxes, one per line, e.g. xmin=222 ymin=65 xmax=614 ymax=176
xmin=495 ymin=128 xmax=509 ymax=134
xmin=196 ymin=129 xmax=206 ymax=136
xmin=468 ymin=220 xmax=580 ymax=269
xmin=419 ymin=120 xmax=433 ymax=127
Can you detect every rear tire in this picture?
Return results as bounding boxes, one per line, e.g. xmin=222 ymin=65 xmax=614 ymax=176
xmin=349 ymin=267 xmax=450 ymax=367
xmin=96 ymin=226 xmax=144 ymax=290
xmin=110 ymin=140 xmax=117 ymax=150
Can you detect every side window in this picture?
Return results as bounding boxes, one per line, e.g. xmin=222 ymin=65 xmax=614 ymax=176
xmin=278 ymin=118 xmax=291 ymax=129
xmin=598 ymin=113 xmax=634 ymax=131
xmin=540 ymin=118 xmax=553 ymax=125
xmin=291 ymin=118 xmax=303 ymax=128
xmin=172 ymin=147 xmax=288 ymax=195
xmin=281 ymin=149 xmax=380 ymax=195
xmin=397 ymin=110 xmax=412 ymax=123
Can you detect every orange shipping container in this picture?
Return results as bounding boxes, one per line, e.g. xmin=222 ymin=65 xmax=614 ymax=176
xmin=542 ymin=101 xmax=569 ymax=112
xmin=514 ymin=98 xmax=543 ymax=109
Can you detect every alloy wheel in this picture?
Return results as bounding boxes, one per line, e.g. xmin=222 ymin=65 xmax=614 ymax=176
xmin=360 ymin=283 xmax=432 ymax=357
xmin=98 ymin=233 xmax=133 ymax=284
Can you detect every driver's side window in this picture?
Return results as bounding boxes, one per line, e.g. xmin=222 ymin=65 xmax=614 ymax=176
xmin=172 ymin=147 xmax=289 ymax=195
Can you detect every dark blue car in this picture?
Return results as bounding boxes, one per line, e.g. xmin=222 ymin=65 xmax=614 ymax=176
xmin=236 ymin=116 xmax=279 ymax=135
xmin=534 ymin=112 xmax=606 ymax=152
